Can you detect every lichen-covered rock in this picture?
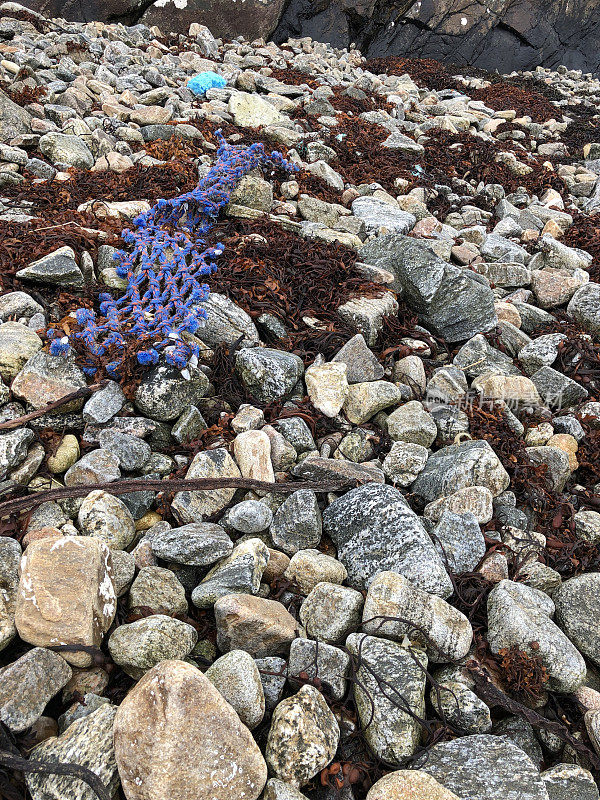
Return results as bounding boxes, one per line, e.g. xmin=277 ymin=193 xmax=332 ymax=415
xmin=346 ymin=633 xmax=428 ymax=764
xmin=26 ymin=704 xmax=119 ymax=800
xmin=266 ymin=684 xmax=339 ymax=787
xmin=108 ymin=615 xmax=197 ymax=679
xmin=235 ymin=348 xmax=304 ymax=403
xmin=113 ymin=660 xmax=267 ymax=800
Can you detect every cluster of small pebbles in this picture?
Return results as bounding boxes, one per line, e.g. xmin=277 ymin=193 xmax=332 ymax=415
xmin=2 ymin=3 xmax=600 ymax=799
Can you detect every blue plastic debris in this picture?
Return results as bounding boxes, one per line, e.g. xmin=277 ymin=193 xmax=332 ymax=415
xmin=48 ymin=132 xmax=297 ymax=378
xmin=187 ymin=71 xmax=227 ymax=96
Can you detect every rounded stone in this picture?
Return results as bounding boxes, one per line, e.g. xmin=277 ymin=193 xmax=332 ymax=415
xmin=113 ymin=660 xmax=268 ymax=800
xmin=205 ymin=649 xmax=265 ymax=729
xmin=266 ymin=684 xmax=339 ymax=787
xmin=78 ymin=490 xmax=136 ymax=550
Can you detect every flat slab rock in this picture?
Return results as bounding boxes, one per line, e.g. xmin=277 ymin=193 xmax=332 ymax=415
xmin=419 ymin=734 xmax=550 ymax=800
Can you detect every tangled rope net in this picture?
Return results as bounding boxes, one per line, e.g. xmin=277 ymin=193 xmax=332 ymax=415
xmin=48 ymin=132 xmax=297 ymax=378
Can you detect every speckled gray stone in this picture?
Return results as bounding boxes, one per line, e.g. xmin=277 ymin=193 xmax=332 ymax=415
xmin=235 ymin=348 xmax=304 ymax=403
xmin=270 ymin=490 xmax=322 ymax=555
xmin=149 ymin=522 xmax=233 ymax=566
xmin=255 ymin=656 xmax=287 ymax=711
xmin=82 ymin=380 xmax=125 ymax=424
xmin=323 ymin=483 xmax=452 ymax=596
xmin=430 ymin=680 xmax=492 ymax=734
xmin=0 ymin=647 xmax=72 ymax=732
xmin=299 ymin=582 xmax=364 ymax=644
xmin=419 ymin=734 xmax=549 ymax=800
xmin=191 ymin=538 xmax=269 ymax=608
xmin=432 ymin=511 xmax=486 ymax=573
xmin=134 ymin=364 xmax=209 ymax=422
xmin=554 ymin=573 xmax=600 ymax=667
xmin=205 ymin=649 xmax=265 ymax=729
xmin=541 ymin=763 xmax=599 ymax=800
xmin=26 ymin=704 xmax=119 ymax=800
xmin=346 ymin=633 xmax=427 ymax=764
xmin=288 ymin=637 xmax=350 ymax=700
xmin=412 ymin=439 xmax=510 ymax=502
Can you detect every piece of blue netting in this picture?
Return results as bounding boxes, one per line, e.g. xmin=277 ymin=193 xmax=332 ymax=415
xmin=48 ymin=132 xmax=297 ymax=378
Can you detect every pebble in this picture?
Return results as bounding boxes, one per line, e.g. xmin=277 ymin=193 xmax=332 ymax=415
xmin=108 ymin=615 xmax=198 ymax=679
xmin=214 ymin=594 xmax=298 ymax=656
xmin=0 ymin=647 xmax=71 ymax=732
xmin=205 ymin=649 xmax=265 ymax=729
xmin=77 ymin=489 xmax=136 ymax=549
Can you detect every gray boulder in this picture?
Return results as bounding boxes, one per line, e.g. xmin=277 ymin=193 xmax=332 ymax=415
xmin=359 ymin=235 xmax=497 ymax=341
xmin=323 ymin=483 xmax=452 ymax=596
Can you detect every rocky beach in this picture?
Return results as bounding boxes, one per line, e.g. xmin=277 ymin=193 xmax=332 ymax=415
xmin=1 ymin=4 xmax=600 ymax=799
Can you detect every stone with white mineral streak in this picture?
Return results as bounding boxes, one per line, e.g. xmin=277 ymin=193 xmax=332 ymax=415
xmin=15 ymin=536 xmax=116 ymax=667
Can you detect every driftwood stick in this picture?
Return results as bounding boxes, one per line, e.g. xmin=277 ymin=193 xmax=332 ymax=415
xmin=0 ymin=382 xmax=108 ymax=432
xmin=0 ymin=476 xmax=355 ymax=519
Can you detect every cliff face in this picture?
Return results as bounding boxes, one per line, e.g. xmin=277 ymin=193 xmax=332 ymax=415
xmin=20 ymin=0 xmax=600 ymax=75
xmin=274 ymin=0 xmax=600 ymax=75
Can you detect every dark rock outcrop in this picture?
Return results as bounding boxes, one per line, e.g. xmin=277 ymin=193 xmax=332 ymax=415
xmin=10 ymin=0 xmax=600 ymax=75
xmin=274 ymin=0 xmax=600 ymax=75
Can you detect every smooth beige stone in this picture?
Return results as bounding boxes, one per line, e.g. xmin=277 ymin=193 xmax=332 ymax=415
xmin=214 ymin=593 xmax=298 ymax=657
xmin=113 ymin=660 xmax=267 ymax=800
xmin=15 ymin=536 xmax=116 ymax=667
xmin=233 ymin=430 xmax=274 ymax=483
xmin=472 ymin=373 xmax=541 ymax=406
xmin=367 ymin=770 xmax=459 ymax=799
xmin=305 ymin=362 xmax=348 ymax=417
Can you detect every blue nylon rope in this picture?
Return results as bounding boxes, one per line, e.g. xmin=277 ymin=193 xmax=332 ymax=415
xmin=48 ymin=132 xmax=297 ymax=378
